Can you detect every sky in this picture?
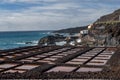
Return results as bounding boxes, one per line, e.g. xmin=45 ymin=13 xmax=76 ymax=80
xmin=0 ymin=0 xmax=120 ymax=31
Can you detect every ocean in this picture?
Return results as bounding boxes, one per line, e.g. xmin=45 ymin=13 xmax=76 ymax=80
xmin=0 ymin=31 xmax=51 ymax=50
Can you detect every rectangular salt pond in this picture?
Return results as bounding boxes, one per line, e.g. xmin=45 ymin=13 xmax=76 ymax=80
xmin=15 ymin=64 xmax=39 ymax=70
xmin=71 ymin=58 xmax=88 ymax=62
xmin=81 ymin=54 xmax=95 ymax=57
xmin=0 ymin=53 xmax=6 ymax=56
xmin=73 ymin=48 xmax=81 ymax=50
xmin=88 ymin=51 xmax=101 ymax=53
xmin=37 ymin=60 xmax=52 ymax=63
xmin=42 ymin=53 xmax=53 ymax=56
xmin=35 ymin=55 xmax=46 ymax=58
xmin=97 ymin=55 xmax=112 ymax=58
xmin=14 ymin=54 xmax=23 ymax=56
xmin=103 ymin=51 xmax=115 ymax=53
xmin=77 ymin=56 xmax=91 ymax=59
xmin=67 ymin=51 xmax=77 ymax=53
xmin=62 ymin=52 xmax=70 ymax=54
xmin=5 ymin=69 xmax=26 ymax=73
xmin=0 ymin=58 xmax=5 ymax=61
xmin=57 ymin=54 xmax=68 ymax=56
xmin=29 ymin=51 xmax=36 ymax=53
xmin=61 ymin=48 xmax=69 ymax=50
xmin=52 ymin=50 xmax=61 ymax=53
xmin=22 ymin=52 xmax=30 ymax=55
xmin=76 ymin=67 xmax=102 ymax=72
xmin=87 ymin=59 xmax=108 ymax=66
xmin=0 ymin=69 xmax=3 ymax=71
xmin=20 ymin=59 xmax=33 ymax=62
xmin=37 ymin=49 xmax=41 ymax=51
xmin=100 ymin=52 xmax=114 ymax=55
xmin=50 ymin=55 xmax=63 ymax=58
xmin=26 ymin=57 xmax=40 ymax=60
xmin=66 ymin=61 xmax=83 ymax=65
xmin=48 ymin=52 xmax=58 ymax=54
xmin=5 ymin=56 xmax=14 ymax=58
xmin=90 ymin=59 xmax=108 ymax=63
xmin=95 ymin=57 xmax=110 ymax=60
xmin=87 ymin=62 xmax=106 ymax=66
xmin=43 ymin=58 xmax=57 ymax=61
xmin=0 ymin=63 xmax=18 ymax=69
xmin=9 ymin=52 xmax=15 ymax=54
xmin=85 ymin=52 xmax=98 ymax=55
xmin=47 ymin=66 xmax=76 ymax=72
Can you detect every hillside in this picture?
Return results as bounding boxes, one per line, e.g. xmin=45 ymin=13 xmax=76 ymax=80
xmin=96 ymin=9 xmax=120 ymax=22
xmin=94 ymin=9 xmax=120 ymax=42
xmin=54 ymin=26 xmax=87 ymax=33
xmin=54 ymin=9 xmax=120 ymax=39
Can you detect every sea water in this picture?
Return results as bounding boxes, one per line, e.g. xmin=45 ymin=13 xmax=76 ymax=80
xmin=0 ymin=31 xmax=51 ymax=50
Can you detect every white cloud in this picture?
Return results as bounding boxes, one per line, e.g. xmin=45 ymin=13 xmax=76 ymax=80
xmin=0 ymin=0 xmax=120 ymax=31
xmin=1 ymin=0 xmax=60 ymax=3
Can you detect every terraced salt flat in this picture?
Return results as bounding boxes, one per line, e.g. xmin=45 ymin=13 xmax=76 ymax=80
xmin=0 ymin=46 xmax=116 ymax=73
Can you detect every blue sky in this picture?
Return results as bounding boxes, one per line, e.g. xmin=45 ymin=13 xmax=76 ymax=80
xmin=0 ymin=0 xmax=120 ymax=31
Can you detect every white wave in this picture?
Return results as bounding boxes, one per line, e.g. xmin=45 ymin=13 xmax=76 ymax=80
xmin=56 ymin=41 xmax=66 ymax=46
xmin=32 ymin=40 xmax=38 ymax=44
xmin=16 ymin=42 xmax=26 ymax=45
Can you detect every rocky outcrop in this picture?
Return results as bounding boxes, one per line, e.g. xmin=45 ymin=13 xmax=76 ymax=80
xmin=38 ymin=35 xmax=56 ymax=46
